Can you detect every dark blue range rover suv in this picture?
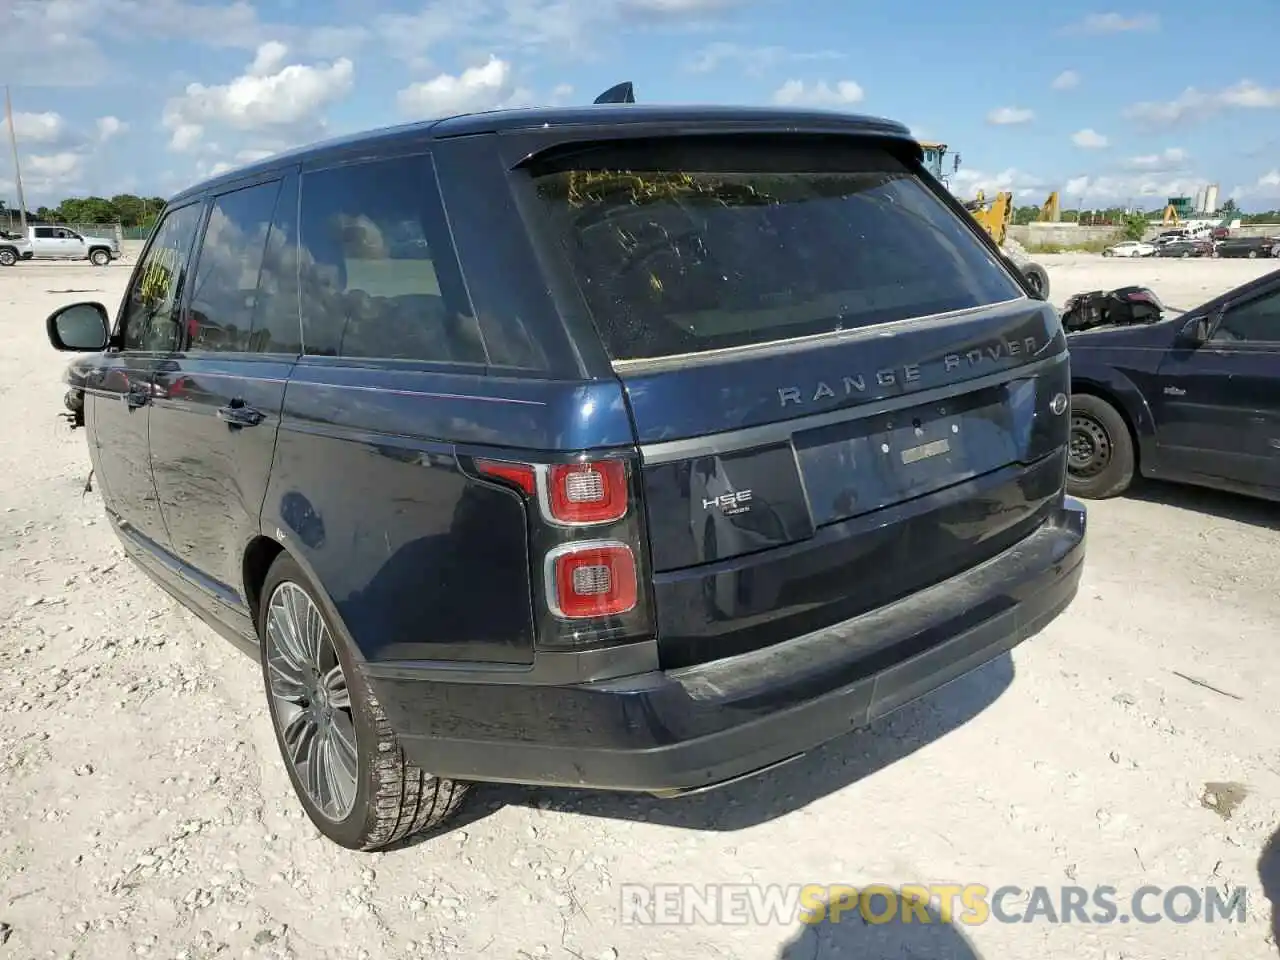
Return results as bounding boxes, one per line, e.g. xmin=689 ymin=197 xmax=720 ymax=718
xmin=46 ymin=102 xmax=1087 ymax=850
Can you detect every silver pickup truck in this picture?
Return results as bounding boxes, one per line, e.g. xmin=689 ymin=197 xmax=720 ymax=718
xmin=0 ymin=231 xmax=33 ymax=266
xmin=1 ymin=225 xmax=121 ymax=265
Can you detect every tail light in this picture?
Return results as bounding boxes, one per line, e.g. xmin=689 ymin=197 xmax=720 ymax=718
xmin=474 ymin=455 xmax=651 ymax=647
xmin=542 ymin=461 xmax=627 ymax=525
xmin=544 ymin=541 xmax=638 ymax=619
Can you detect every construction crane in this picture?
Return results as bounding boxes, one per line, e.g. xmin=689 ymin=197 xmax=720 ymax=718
xmin=919 ymin=141 xmax=1049 ymax=300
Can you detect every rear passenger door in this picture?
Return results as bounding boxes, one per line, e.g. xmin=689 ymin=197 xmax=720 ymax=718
xmin=264 ymin=151 xmax=538 ymax=664
xmin=149 ymin=173 xmax=302 ymax=610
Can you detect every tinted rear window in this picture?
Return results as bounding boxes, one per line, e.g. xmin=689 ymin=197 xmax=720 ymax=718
xmin=528 ymin=137 xmax=1024 ymax=363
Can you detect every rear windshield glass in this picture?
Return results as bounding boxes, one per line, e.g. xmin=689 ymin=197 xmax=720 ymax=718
xmin=528 ymin=137 xmax=1024 ymax=363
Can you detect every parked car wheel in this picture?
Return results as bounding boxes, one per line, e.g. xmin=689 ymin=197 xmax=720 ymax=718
xmin=257 ymin=553 xmax=470 ymax=850
xmin=89 ymin=248 xmax=111 ymax=267
xmin=1066 ymin=394 xmax=1135 ymax=499
xmin=0 ymin=247 xmax=16 ymax=267
xmin=1248 ymin=249 xmax=1259 ymax=259
xmin=1102 ymin=249 xmax=1114 ymax=258
xmin=1020 ymin=262 xmax=1049 ymax=300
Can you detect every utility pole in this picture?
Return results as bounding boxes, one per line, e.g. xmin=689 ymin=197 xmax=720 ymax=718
xmin=4 ymin=84 xmax=28 ymax=235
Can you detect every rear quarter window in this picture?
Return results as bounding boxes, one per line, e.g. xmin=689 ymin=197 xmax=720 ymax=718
xmin=527 ymin=137 xmax=1025 ymax=363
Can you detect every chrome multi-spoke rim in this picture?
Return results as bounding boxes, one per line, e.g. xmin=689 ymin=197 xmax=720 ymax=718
xmin=265 ymin=582 xmax=358 ymax=822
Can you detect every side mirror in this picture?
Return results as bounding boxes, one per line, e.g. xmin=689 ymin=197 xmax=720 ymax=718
xmin=47 ymin=301 xmax=110 ymax=352
xmin=1177 ymin=310 xmax=1221 ymax=347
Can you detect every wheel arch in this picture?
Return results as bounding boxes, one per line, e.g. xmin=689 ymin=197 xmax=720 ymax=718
xmin=242 ymin=534 xmax=286 ymax=634
xmin=241 ymin=533 xmax=366 ymax=663
xmin=1070 ymin=376 xmax=1148 ymax=473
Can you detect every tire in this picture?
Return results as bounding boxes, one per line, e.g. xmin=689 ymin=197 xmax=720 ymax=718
xmin=1020 ymin=262 xmax=1049 ymax=300
xmin=89 ymin=248 xmax=111 ymax=267
xmin=0 ymin=247 xmax=16 ymax=267
xmin=1066 ymin=393 xmax=1136 ymax=499
xmin=257 ymin=553 xmax=470 ymax=850
xmin=1248 ymin=250 xmax=1258 ymax=259
xmin=1181 ymin=251 xmax=1191 ymax=258
xmin=1102 ymin=249 xmax=1114 ymax=258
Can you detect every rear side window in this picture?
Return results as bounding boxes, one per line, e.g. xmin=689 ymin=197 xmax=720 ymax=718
xmin=528 ymin=137 xmax=1024 ymax=363
xmin=186 ymin=179 xmax=282 ymax=353
xmin=298 ymin=154 xmax=485 ymax=364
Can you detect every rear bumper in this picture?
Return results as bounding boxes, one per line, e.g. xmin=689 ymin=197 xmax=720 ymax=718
xmin=369 ymin=498 xmax=1086 ymax=794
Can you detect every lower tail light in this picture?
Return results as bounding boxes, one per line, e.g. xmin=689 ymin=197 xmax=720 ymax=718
xmin=545 ymin=540 xmax=638 ymax=620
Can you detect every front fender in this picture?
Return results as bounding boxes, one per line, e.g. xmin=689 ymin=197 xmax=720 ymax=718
xmin=1070 ymin=365 xmax=1158 ymax=462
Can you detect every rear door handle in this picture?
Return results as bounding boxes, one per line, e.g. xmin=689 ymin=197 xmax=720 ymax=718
xmin=216 ymin=403 xmax=265 ymax=428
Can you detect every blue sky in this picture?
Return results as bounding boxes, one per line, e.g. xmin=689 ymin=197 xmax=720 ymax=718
xmin=3 ymin=0 xmax=1279 ymax=211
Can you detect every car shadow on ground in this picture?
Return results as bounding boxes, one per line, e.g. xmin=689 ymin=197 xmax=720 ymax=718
xmin=411 ymin=651 xmax=1015 ymax=843
xmin=776 ymin=898 xmax=984 ymax=960
xmin=1128 ymin=479 xmax=1279 ymax=531
xmin=1259 ymin=826 xmax=1280 ymax=952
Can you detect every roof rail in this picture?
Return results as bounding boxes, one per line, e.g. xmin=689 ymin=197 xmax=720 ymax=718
xmin=593 ymin=82 xmax=635 ymax=105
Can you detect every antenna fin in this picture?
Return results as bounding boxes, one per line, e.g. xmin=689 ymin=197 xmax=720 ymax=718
xmin=593 ymin=82 xmax=635 ymax=105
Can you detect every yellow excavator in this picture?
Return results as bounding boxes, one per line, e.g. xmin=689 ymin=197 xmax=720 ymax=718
xmin=918 ymin=140 xmax=1050 ymax=300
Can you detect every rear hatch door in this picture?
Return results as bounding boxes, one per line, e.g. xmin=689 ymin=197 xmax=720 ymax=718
xmin=524 ymin=133 xmax=1070 ymax=666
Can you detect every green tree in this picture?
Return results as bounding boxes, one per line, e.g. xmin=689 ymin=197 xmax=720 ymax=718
xmin=1220 ymin=198 xmax=1239 ymax=216
xmin=1122 ymin=213 xmax=1148 ymax=241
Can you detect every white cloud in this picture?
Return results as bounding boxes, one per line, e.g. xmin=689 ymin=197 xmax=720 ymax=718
xmin=377 ymin=0 xmax=746 ymax=67
xmin=234 ymin=148 xmax=278 ymax=164
xmin=1230 ymin=170 xmax=1280 ymax=202
xmin=618 ymin=0 xmax=737 ymax=13
xmin=1071 ymin=128 xmax=1109 ymax=149
xmin=162 ymin=42 xmax=355 ymax=151
xmin=96 ymin=116 xmax=127 ymax=142
xmin=986 ymin=106 xmax=1035 ymax=126
xmin=0 ymin=0 xmax=368 ymax=88
xmin=1051 ymin=70 xmax=1080 ymax=90
xmin=0 ymin=1 xmax=113 ymax=86
xmin=248 ymin=40 xmax=289 ymax=76
xmin=1219 ymin=80 xmax=1280 ymax=109
xmin=1124 ymin=80 xmax=1280 ymax=128
xmin=25 ymin=152 xmax=82 ymax=179
xmin=11 ymin=151 xmax=86 ymax=197
xmin=396 ymin=56 xmax=523 ymax=118
xmin=951 ymin=167 xmax=1046 ymax=200
xmin=1061 ymin=173 xmax=1209 ymax=205
xmin=1065 ymin=12 xmax=1160 ymax=34
xmin=771 ymin=79 xmax=864 ymax=108
xmin=1124 ymin=147 xmax=1188 ymax=170
xmin=11 ymin=111 xmax=68 ymax=144
xmin=687 ymin=42 xmax=844 ymax=76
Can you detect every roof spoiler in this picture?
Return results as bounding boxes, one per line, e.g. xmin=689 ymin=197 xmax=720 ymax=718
xmin=593 ymin=82 xmax=635 ymax=105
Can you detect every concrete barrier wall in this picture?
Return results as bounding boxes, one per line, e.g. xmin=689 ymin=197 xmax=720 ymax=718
xmin=1008 ymin=223 xmax=1122 ymax=247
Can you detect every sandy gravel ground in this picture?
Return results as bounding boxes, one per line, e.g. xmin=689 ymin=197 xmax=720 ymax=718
xmin=2 ymin=254 xmax=1279 ymax=960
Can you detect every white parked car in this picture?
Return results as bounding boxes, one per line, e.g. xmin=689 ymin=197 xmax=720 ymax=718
xmin=1102 ymin=241 xmax=1156 ymax=258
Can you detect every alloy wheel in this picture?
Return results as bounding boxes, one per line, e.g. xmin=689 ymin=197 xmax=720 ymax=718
xmin=264 ymin=581 xmax=359 ymax=822
xmin=1069 ymin=413 xmax=1112 ymax=479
